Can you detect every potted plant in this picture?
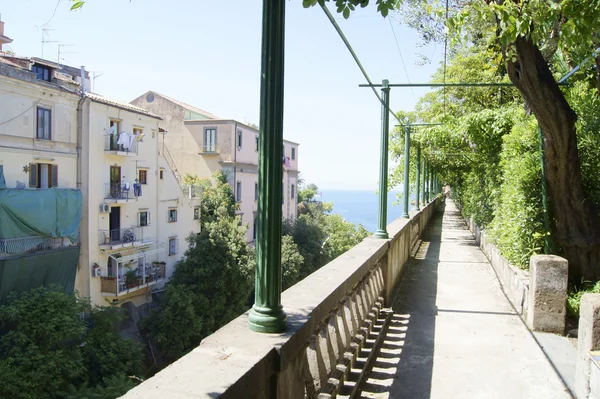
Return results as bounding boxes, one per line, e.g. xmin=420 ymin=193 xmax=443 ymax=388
xmin=125 ymin=269 xmax=137 ymax=289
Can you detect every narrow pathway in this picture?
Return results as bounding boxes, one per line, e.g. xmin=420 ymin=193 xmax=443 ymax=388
xmin=357 ymin=199 xmax=572 ymax=399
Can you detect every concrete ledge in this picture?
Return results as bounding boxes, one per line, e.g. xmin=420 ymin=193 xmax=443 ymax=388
xmin=527 ymin=255 xmax=568 ymax=334
xmin=122 ymin=199 xmax=440 ymax=399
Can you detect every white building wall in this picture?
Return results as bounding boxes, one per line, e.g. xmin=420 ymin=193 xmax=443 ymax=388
xmin=0 ymin=74 xmax=78 ymax=189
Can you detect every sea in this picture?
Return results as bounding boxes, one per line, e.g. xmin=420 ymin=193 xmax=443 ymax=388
xmin=321 ymin=190 xmax=416 ymax=233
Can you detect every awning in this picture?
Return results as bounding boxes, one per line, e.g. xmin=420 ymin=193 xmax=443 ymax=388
xmin=140 ymin=243 xmax=166 ymax=258
xmin=108 ymin=243 xmax=166 ymax=264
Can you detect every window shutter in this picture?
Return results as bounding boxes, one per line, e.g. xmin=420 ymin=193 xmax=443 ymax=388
xmin=148 ymin=211 xmax=151 ymax=225
xmin=29 ymin=163 xmax=38 ymax=187
xmin=51 ymin=165 xmax=58 ymax=187
xmin=137 ymin=212 xmax=141 ymax=226
xmin=175 ymin=238 xmax=179 ymax=254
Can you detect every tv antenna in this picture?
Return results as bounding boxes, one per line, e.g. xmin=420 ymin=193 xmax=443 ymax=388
xmin=92 ymin=71 xmax=104 ymax=92
xmin=57 ymin=44 xmax=75 ymax=68
xmin=40 ymin=27 xmax=57 ymax=58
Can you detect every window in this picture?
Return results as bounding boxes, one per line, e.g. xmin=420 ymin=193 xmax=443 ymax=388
xmin=138 ymin=169 xmax=148 ymax=184
xmin=109 ymin=120 xmax=120 ymax=150
xmin=193 ymin=207 xmax=200 ymax=220
xmin=282 ymin=145 xmax=285 ymax=157
xmin=204 ymin=128 xmax=216 ymax=152
xmin=253 ymin=218 xmax=257 ymax=241
xmin=168 ymin=209 xmax=178 ymax=223
xmin=29 ymin=163 xmax=57 ymax=188
xmin=159 ymin=169 xmax=164 ymax=180
xmin=291 ymin=147 xmax=296 ymax=160
xmin=254 ymin=182 xmax=258 ymax=201
xmin=152 ymin=130 xmax=156 ymax=138
xmin=291 ymin=184 xmax=295 ymax=199
xmin=32 ymin=64 xmax=51 ymax=82
xmin=169 ymin=238 xmax=178 ymax=256
xmin=37 ymin=107 xmax=51 ymax=140
xmin=138 ymin=211 xmax=151 ymax=227
xmin=133 ymin=127 xmax=143 ymax=142
xmin=255 ymin=136 xmax=259 ymax=152
xmin=236 ymin=182 xmax=242 ymax=202
xmin=237 ymin=129 xmax=243 ymax=149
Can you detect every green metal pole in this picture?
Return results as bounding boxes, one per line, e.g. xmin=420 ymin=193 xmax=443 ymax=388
xmin=402 ymin=124 xmax=411 ymax=218
xmin=538 ymin=126 xmax=553 ymax=254
xmin=429 ymin=169 xmax=433 ymax=201
xmin=374 ymin=80 xmax=391 ymax=239
xmin=422 ymin=158 xmax=426 ymax=206
xmin=415 ymin=146 xmax=421 ymax=211
xmin=248 ymin=0 xmax=287 ymax=333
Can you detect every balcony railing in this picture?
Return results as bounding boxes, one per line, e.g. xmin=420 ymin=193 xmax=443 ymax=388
xmin=98 ymin=226 xmax=144 ymax=246
xmin=122 ymin=198 xmax=442 ymax=398
xmin=104 ymin=134 xmax=138 ymax=155
xmin=104 ymin=183 xmax=138 ymax=202
xmin=0 ymin=235 xmax=80 ymax=259
xmin=100 ymin=262 xmax=166 ymax=296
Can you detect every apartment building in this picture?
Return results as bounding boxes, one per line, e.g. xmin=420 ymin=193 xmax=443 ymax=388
xmin=0 ymin=23 xmax=200 ymax=307
xmin=0 ymin=50 xmax=82 ymax=304
xmin=131 ymin=91 xmax=300 ymax=242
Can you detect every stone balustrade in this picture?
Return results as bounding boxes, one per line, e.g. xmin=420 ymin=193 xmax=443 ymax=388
xmin=122 ymin=198 xmax=441 ymax=399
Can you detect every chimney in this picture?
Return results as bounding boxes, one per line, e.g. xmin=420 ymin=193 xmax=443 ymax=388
xmin=0 ymin=15 xmax=13 ymax=52
xmin=80 ymin=66 xmax=86 ymax=95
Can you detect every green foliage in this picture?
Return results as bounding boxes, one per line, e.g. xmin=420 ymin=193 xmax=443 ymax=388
xmin=567 ymin=281 xmax=600 ymax=319
xmin=142 ymin=172 xmax=252 ymax=361
xmin=281 ymin=235 xmax=304 ymax=290
xmin=302 ymin=0 xmax=398 ymax=18
xmin=488 ymin=116 xmax=545 ymax=267
xmin=284 ymin=184 xmax=369 ymax=282
xmin=60 ymin=374 xmax=138 ymax=399
xmin=298 ymin=182 xmax=319 ymax=203
xmin=323 ymin=214 xmax=370 ymax=260
xmin=0 ymin=287 xmax=143 ymax=399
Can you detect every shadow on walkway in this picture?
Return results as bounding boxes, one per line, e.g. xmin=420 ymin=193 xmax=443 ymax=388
xmin=355 ymin=203 xmax=445 ymax=399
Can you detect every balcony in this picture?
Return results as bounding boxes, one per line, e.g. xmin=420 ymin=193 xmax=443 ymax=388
xmin=104 ymin=134 xmax=138 ymax=156
xmin=100 ymin=243 xmax=167 ymax=298
xmin=98 ymin=226 xmax=147 ymax=250
xmin=0 ymin=235 xmax=80 ymax=259
xmin=104 ymin=183 xmax=138 ymax=203
xmin=122 ymin=199 xmax=441 ymax=398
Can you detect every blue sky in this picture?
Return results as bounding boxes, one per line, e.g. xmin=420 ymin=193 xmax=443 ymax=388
xmin=1 ymin=0 xmax=442 ymax=190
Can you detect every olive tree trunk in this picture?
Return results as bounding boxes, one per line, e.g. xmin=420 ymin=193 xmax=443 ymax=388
xmin=507 ymin=36 xmax=600 ymax=281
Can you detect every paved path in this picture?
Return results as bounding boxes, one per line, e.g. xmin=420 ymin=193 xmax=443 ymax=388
xmin=358 ymin=200 xmax=572 ymax=399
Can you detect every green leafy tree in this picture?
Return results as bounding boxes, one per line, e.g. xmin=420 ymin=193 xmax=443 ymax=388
xmin=298 ymin=182 xmax=319 ymax=203
xmin=281 ymin=235 xmax=304 ymax=290
xmin=142 ymin=172 xmax=253 ymax=361
xmin=302 ymin=0 xmax=600 ymax=281
xmin=0 ymin=287 xmax=143 ymax=399
xmin=324 ymin=214 xmax=370 ymax=260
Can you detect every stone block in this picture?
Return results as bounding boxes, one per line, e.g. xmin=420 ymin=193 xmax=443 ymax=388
xmin=576 ymin=294 xmax=600 ymax=399
xmin=527 ymin=255 xmax=568 ymax=334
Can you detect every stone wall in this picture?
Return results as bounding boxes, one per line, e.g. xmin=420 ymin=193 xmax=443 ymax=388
xmin=121 ymin=198 xmax=441 ymax=399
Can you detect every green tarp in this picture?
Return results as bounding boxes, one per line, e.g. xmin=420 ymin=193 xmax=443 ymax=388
xmin=0 ymin=188 xmax=82 ymax=243
xmin=0 ymin=246 xmax=80 ymax=304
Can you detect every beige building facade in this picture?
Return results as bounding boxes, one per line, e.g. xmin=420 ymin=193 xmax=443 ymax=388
xmin=0 ymin=49 xmax=200 ymax=307
xmin=131 ymin=91 xmax=300 ymax=242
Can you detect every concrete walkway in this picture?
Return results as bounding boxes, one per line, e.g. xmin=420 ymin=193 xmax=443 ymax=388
xmin=358 ymin=200 xmax=572 ymax=399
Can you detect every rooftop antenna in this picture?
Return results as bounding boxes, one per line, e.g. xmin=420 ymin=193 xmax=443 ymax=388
xmin=40 ymin=27 xmax=57 ymax=58
xmin=57 ymin=43 xmax=75 ymax=68
xmin=92 ymin=71 xmax=104 ymax=92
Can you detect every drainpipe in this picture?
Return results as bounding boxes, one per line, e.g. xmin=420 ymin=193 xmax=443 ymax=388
xmin=76 ymin=66 xmax=88 ymax=298
xmin=233 ymin=122 xmax=237 ymax=202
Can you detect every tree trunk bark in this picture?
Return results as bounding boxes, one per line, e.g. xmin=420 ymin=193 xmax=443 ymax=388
xmin=506 ymin=36 xmax=600 ymax=281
